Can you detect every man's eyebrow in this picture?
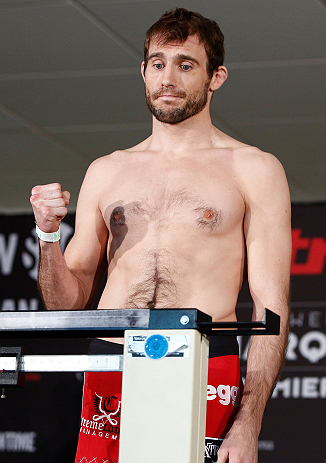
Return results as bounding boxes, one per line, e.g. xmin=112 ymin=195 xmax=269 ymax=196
xmin=175 ymin=54 xmax=200 ymax=65
xmin=147 ymin=52 xmax=165 ymax=61
xmin=147 ymin=51 xmax=200 ymax=65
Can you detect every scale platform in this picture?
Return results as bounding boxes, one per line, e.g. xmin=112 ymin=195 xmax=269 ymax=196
xmin=0 ymin=308 xmax=279 ymax=337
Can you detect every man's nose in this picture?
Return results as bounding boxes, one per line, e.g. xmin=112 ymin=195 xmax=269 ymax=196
xmin=161 ymin=64 xmax=176 ymax=87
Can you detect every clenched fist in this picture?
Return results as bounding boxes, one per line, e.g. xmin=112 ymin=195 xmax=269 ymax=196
xmin=30 ymin=183 xmax=70 ymax=233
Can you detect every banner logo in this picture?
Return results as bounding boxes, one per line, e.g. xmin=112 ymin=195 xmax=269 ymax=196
xmin=292 ymin=229 xmax=326 ymax=275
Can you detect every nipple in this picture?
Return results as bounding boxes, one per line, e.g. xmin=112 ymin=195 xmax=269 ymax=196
xmin=113 ymin=210 xmax=122 ymax=222
xmin=110 ymin=206 xmax=126 ymax=227
xmin=196 ymin=206 xmax=221 ymax=230
xmin=203 ymin=209 xmax=216 ymax=221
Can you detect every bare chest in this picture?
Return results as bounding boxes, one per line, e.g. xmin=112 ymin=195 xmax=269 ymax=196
xmin=98 ymin=158 xmax=246 ymax=311
xmin=100 ymin=162 xmax=245 ymax=237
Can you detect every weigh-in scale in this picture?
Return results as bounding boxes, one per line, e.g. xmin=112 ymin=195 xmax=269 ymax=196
xmin=0 ymin=308 xmax=279 ymax=463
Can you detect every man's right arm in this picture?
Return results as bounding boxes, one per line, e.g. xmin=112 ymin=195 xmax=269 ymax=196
xmin=30 ymin=161 xmax=109 ymax=311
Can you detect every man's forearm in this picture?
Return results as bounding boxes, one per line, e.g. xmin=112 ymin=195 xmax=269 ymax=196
xmin=234 ymin=308 xmax=289 ymax=431
xmin=38 ymin=241 xmax=87 ymax=311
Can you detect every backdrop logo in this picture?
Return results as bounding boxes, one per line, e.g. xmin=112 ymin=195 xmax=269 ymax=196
xmin=0 ymin=223 xmax=74 ymax=281
xmin=0 ymin=432 xmax=37 ymax=453
xmin=288 ymin=331 xmax=326 ymax=364
xmin=291 ymin=229 xmax=326 ymax=275
xmin=22 ymin=223 xmax=74 ymax=280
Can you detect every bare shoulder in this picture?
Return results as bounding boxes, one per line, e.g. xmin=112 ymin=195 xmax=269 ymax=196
xmin=233 ymin=145 xmax=285 ymax=175
xmin=232 ymin=145 xmax=290 ymax=203
xmin=86 ymin=149 xmax=128 ymax=170
xmin=81 ymin=149 xmax=132 ymax=183
xmin=213 ymin=129 xmax=286 ymax=182
xmin=84 ymin=137 xmax=151 ymax=176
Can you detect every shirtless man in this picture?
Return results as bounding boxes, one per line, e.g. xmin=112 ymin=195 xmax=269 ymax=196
xmin=30 ymin=8 xmax=291 ymax=463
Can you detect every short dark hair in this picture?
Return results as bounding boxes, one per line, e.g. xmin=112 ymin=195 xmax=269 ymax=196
xmin=143 ymin=8 xmax=225 ymax=78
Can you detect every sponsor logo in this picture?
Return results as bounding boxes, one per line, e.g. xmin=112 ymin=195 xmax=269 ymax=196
xmin=205 ymin=438 xmax=222 ymax=463
xmin=80 ymin=393 xmax=121 ymax=441
xmin=204 ymin=437 xmax=274 ymax=462
xmin=207 ymin=384 xmax=240 ymax=406
xmin=93 ymin=393 xmax=121 ymax=426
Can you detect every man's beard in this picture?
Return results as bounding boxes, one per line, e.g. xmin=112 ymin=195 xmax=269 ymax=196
xmin=145 ymin=81 xmax=210 ymax=124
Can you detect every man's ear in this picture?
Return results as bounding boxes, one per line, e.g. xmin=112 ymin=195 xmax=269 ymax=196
xmin=209 ymin=66 xmax=228 ymax=92
xmin=141 ymin=61 xmax=146 ymax=83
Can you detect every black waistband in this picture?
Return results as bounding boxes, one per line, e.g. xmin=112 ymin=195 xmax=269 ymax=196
xmin=88 ymin=338 xmax=124 ymax=355
xmin=88 ymin=336 xmax=239 ymax=358
xmin=208 ymin=335 xmax=239 ymax=358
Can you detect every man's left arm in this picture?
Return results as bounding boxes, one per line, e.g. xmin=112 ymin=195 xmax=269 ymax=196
xmin=218 ymin=151 xmax=292 ymax=463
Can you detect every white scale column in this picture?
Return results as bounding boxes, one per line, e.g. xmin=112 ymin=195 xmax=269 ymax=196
xmin=119 ymin=329 xmax=209 ymax=463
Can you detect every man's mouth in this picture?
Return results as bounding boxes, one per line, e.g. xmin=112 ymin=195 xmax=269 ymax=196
xmin=158 ymin=94 xmax=180 ymax=99
xmin=152 ymin=89 xmax=186 ymax=100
